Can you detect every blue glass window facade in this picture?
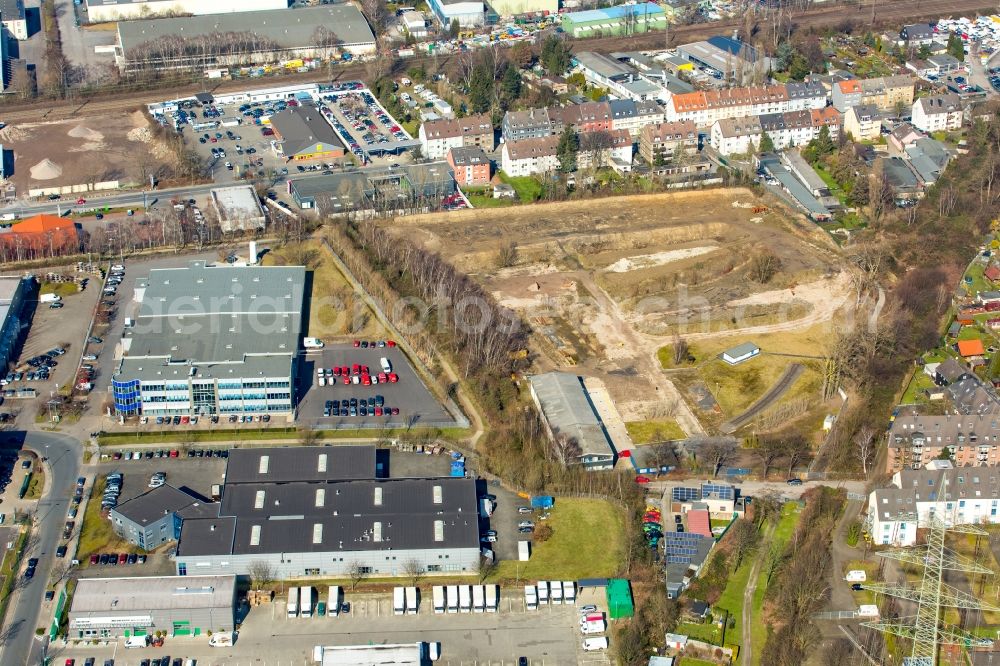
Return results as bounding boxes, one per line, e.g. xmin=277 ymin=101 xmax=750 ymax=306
xmin=112 ymin=378 xmax=141 ymax=414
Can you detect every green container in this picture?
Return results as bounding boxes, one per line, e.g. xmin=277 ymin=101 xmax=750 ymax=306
xmin=606 ymin=578 xmax=634 ymax=619
xmin=317 ymin=602 xmax=326 ymax=617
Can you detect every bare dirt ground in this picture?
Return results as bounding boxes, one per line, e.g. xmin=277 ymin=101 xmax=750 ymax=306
xmin=0 ymin=111 xmax=174 ymax=197
xmin=389 ymin=189 xmax=854 ymax=435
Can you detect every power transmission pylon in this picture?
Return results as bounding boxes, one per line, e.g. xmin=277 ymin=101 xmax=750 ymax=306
xmin=861 ymin=475 xmax=999 ymax=665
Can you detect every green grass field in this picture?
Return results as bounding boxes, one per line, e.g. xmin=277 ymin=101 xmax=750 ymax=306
xmin=749 ymin=503 xmax=802 ymax=663
xmin=23 ymin=471 xmax=42 ymax=500
xmin=625 ymin=419 xmax=686 ymax=443
xmin=465 ymin=193 xmax=516 ymax=209
xmin=77 ymin=479 xmax=135 ymax=562
xmin=498 ymin=173 xmax=543 ymax=203
xmin=39 ymin=282 xmax=78 ymax=298
xmin=494 ymin=498 xmax=625 ymax=581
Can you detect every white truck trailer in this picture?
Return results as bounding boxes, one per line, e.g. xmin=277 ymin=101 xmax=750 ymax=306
xmin=328 ymin=586 xmax=341 ymax=617
xmin=446 ymin=585 xmax=459 ymax=613
xmin=393 ymin=586 xmax=406 ymax=615
xmin=472 ymin=584 xmax=486 ymax=613
xmin=432 ymin=585 xmax=445 ymax=614
xmin=300 ymin=586 xmax=313 ymax=617
xmin=405 ymin=586 xmax=419 ymax=614
xmin=550 ymin=580 xmax=563 ymax=604
xmin=287 ymin=587 xmax=299 ymax=618
xmin=525 ymin=584 xmax=538 ymax=610
xmin=486 ymin=584 xmax=499 ymax=612
xmin=537 ymin=581 xmax=549 ymax=605
xmin=563 ymin=581 xmax=576 ymax=604
xmin=459 ymin=584 xmax=472 ymax=612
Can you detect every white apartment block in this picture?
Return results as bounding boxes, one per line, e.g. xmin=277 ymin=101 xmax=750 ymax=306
xmin=666 ymin=82 xmax=826 ymax=128
xmin=912 ymin=94 xmax=963 ymax=133
xmin=501 ymin=136 xmax=560 ymax=177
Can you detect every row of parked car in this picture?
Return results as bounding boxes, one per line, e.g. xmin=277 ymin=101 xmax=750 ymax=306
xmin=110 ymin=449 xmax=230 ymax=460
xmin=322 ymin=396 xmax=400 ymax=418
xmin=101 ymin=471 xmax=122 ymax=512
xmin=140 ymin=413 xmax=273 ymax=425
xmin=90 ymin=552 xmax=147 ymax=566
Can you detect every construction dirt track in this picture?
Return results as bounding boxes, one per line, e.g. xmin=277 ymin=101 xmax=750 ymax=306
xmin=1 ymin=0 xmax=995 ymax=123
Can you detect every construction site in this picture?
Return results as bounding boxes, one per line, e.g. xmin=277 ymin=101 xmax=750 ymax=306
xmin=390 ymin=188 xmax=854 ymax=441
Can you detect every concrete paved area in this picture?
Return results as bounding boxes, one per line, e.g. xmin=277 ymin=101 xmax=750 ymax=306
xmin=49 ymin=589 xmax=609 ymax=666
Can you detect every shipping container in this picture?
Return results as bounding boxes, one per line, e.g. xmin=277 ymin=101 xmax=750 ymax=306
xmin=473 ymin=584 xmax=486 ymax=612
xmin=459 ymin=584 xmax=472 ymax=612
xmin=405 ymin=586 xmax=419 ymax=614
xmin=432 ymin=585 xmax=445 ymax=614
xmin=393 ymin=587 xmax=406 ymax=615
xmin=446 ymin=585 xmax=459 ymax=613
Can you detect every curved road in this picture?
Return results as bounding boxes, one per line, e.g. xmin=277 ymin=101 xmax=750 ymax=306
xmin=0 ymin=431 xmax=81 ymax=666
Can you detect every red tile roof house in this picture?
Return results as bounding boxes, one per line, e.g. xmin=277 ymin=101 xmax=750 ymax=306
xmin=958 ymin=339 xmax=986 ymax=357
xmin=685 ymin=508 xmax=713 ymax=538
xmin=986 ymin=265 xmax=1000 ymax=283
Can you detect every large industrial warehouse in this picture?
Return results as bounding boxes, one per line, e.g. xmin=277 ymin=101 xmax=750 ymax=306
xmin=114 ymin=5 xmax=376 ymax=73
xmin=86 ymin=0 xmax=287 ymax=23
xmin=111 ymin=260 xmax=304 ymax=419
xmin=173 ymin=446 xmax=482 ymax=579
xmin=68 ymin=575 xmax=236 ymax=639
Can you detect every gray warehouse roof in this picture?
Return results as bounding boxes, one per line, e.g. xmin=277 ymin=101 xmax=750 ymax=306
xmin=177 ymin=476 xmax=480 ymax=556
xmin=224 ymin=445 xmax=377 ymax=484
xmin=270 ymin=104 xmax=345 ymax=158
xmin=72 ymin=575 xmax=236 ymax=613
xmin=529 ymin=372 xmax=616 ymax=460
xmin=117 ymin=261 xmax=304 ymax=378
xmin=112 ymin=484 xmax=202 ymax=526
xmin=117 ymin=5 xmax=376 ymax=54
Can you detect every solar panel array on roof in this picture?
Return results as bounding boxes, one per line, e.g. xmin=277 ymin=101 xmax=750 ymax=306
xmin=664 ymin=532 xmax=708 ymax=564
xmin=701 ymin=482 xmax=735 ymax=500
xmin=671 ymin=487 xmax=701 ymax=502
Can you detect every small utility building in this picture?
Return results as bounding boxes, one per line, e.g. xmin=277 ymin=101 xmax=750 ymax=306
xmin=210 ymin=185 xmax=266 ymax=233
xmin=68 ymin=575 xmax=236 ymax=639
xmin=721 ymin=342 xmax=760 ymax=365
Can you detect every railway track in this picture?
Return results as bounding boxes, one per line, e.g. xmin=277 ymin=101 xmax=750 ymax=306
xmin=720 ymin=362 xmax=804 ymax=433
xmin=0 ymin=0 xmax=995 ymax=122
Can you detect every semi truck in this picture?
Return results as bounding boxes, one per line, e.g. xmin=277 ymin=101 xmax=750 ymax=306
xmin=550 ymin=580 xmax=563 ymax=604
xmin=446 ymin=585 xmax=459 ymax=613
xmin=328 ymin=586 xmax=341 ymax=617
xmin=537 ymin=581 xmax=549 ymax=605
xmin=405 ymin=586 xmax=419 ymax=614
xmin=300 ymin=586 xmax=313 ymax=618
xmin=486 ymin=584 xmax=499 ymax=612
xmin=459 ymin=584 xmax=472 ymax=612
xmin=525 ymin=584 xmax=538 ymax=610
xmin=472 ymin=584 xmax=486 ymax=613
xmin=432 ymin=585 xmax=445 ymax=614
xmin=563 ymin=581 xmax=576 ymax=604
xmin=287 ymin=587 xmax=299 ymax=618
xmin=393 ymin=587 xmax=406 ymax=615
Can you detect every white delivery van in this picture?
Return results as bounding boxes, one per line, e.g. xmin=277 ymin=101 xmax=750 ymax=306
xmin=124 ymin=635 xmax=149 ymax=648
xmin=582 ymin=637 xmax=609 ymax=651
xmin=380 ymin=357 xmax=392 ymax=373
xmin=303 ymin=337 xmax=325 ymax=349
xmin=846 ymin=570 xmax=867 ymax=582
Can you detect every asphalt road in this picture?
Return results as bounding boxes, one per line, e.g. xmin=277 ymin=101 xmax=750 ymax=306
xmin=0 ymin=181 xmax=234 ymax=219
xmin=0 ymin=431 xmax=81 ymax=666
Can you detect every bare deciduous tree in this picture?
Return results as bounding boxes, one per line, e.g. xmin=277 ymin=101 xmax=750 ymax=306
xmin=854 ymin=424 xmax=876 ymax=477
xmin=551 ymin=432 xmax=582 ymax=466
xmin=402 ymin=559 xmax=424 ymax=586
xmin=694 ymin=437 xmax=738 ymax=477
xmin=749 ymin=249 xmax=781 ymax=283
xmin=496 ymin=241 xmax=519 ymax=268
xmin=671 ymin=334 xmax=689 ymax=366
xmin=348 ymin=561 xmax=369 ymax=591
xmin=752 ymin=438 xmax=785 ymax=479
xmin=248 ymin=560 xmax=277 ymax=590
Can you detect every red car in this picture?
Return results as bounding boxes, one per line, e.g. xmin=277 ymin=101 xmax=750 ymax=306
xmin=391 ymin=407 xmax=400 ymax=416
xmin=65 ymin=660 xmax=75 ymax=666
xmin=89 ymin=554 xmax=98 ymax=565
xmin=361 ymin=365 xmax=369 ymax=375
xmin=118 ymin=553 xmax=128 ymax=564
xmin=387 ymin=340 xmax=396 ymax=347
xmin=76 ymin=198 xmax=86 ymax=205
xmin=388 ymin=373 xmax=399 ymax=383
xmin=635 ymin=476 xmax=651 ymax=484
xmin=374 ymin=407 xmax=383 ymax=416
xmin=351 ymin=363 xmax=360 ymax=374
xmin=169 ymin=449 xmax=179 ymax=458
xmin=377 ymin=372 xmax=388 ymax=383
xmin=342 ymin=375 xmax=350 ymax=385
xmin=361 ymin=375 xmax=371 ymax=386
xmin=353 ymin=340 xmax=361 ymax=347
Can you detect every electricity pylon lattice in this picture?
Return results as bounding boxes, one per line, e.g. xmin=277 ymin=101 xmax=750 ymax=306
xmin=861 ymin=478 xmax=999 ymax=666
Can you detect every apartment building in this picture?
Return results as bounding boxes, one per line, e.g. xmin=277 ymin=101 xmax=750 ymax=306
xmin=446 ymin=146 xmax=491 ymax=187
xmin=709 ymin=107 xmax=841 ymax=156
xmin=912 ymin=94 xmax=963 ymax=132
xmin=638 ymin=120 xmax=698 ymax=163
xmin=609 ymin=99 xmax=665 ymax=136
xmin=501 ymin=107 xmax=557 ymax=143
xmin=665 ymin=82 xmax=825 ymax=128
xmin=832 ymin=75 xmax=915 ymax=112
xmin=418 ymin=114 xmax=495 ymax=160
xmin=501 ymin=136 xmax=560 ymax=176
xmin=576 ymin=128 xmax=634 ymax=171
xmin=844 ymin=104 xmax=881 ymax=141
xmin=869 ymin=464 xmax=1000 ymax=546
xmin=886 ymin=412 xmax=1000 ymax=472
xmin=551 ymin=101 xmax=612 ymax=133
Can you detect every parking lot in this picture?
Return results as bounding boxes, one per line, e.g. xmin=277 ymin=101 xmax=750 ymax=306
xmin=297 ymin=343 xmax=456 ymax=428
xmin=319 ymin=88 xmax=417 ymax=164
xmin=50 ymin=586 xmax=609 ymax=666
